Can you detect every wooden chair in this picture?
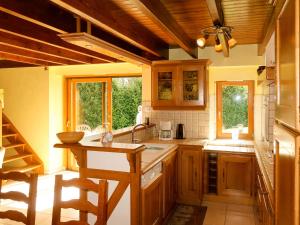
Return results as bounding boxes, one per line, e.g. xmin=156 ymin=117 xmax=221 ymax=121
xmin=52 ymin=175 xmax=108 ymax=225
xmin=0 ymin=171 xmax=38 ymax=225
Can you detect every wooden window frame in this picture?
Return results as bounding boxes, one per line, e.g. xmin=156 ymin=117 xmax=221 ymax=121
xmin=216 ymin=80 xmax=254 ymax=140
xmin=66 ymin=77 xmax=112 ymax=131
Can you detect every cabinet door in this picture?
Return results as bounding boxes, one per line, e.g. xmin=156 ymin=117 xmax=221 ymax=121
xmin=218 ymin=154 xmax=253 ymax=197
xmin=276 ymin=0 xmax=300 ymax=131
xmin=162 ymin=152 xmax=177 ymax=218
xmin=178 ymin=147 xmax=202 ymax=205
xmin=152 ymin=65 xmax=178 ymax=107
xmin=142 ymin=174 xmax=163 ymax=225
xmin=178 ymin=64 xmax=206 ymax=107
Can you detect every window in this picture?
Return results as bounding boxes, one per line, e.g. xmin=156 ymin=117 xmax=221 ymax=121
xmin=216 ymin=81 xmax=254 ymax=139
xmin=66 ymin=76 xmax=142 ymax=135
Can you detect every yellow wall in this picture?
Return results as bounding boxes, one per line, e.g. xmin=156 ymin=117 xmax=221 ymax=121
xmin=0 ymin=63 xmax=142 ymax=173
xmin=0 ymin=67 xmax=50 ymax=170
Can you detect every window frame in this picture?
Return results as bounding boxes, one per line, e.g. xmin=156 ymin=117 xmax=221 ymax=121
xmin=216 ymin=80 xmax=254 ymax=140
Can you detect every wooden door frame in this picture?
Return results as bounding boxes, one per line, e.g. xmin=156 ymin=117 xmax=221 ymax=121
xmin=216 ymin=80 xmax=254 ymax=139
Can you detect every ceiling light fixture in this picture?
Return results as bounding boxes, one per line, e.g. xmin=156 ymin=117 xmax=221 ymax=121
xmin=196 ymin=25 xmax=237 ymax=56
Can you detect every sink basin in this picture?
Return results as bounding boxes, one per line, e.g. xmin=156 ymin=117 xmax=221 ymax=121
xmin=145 ymin=146 xmax=164 ymax=150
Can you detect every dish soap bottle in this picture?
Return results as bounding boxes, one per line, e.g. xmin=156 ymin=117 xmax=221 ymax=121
xmin=101 ymin=123 xmax=113 ymax=144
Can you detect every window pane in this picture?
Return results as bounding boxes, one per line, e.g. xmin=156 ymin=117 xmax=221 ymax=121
xmin=183 ymin=70 xmax=199 ymax=100
xmin=222 ymin=85 xmax=248 ymax=134
xmin=112 ymin=77 xmax=142 ymax=130
xmin=158 ymin=72 xmax=173 ymax=100
xmin=75 ymin=82 xmax=106 ymax=134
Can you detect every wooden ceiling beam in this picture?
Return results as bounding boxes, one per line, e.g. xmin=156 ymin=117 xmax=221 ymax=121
xmin=49 ymin=0 xmax=169 ymax=58
xmin=258 ymin=0 xmax=287 ymax=55
xmin=0 ymin=52 xmax=58 ymax=66
xmin=0 ymin=12 xmax=116 ymax=63
xmin=129 ymin=0 xmax=197 ymax=58
xmin=0 ymin=43 xmax=80 ymax=66
xmin=0 ymin=0 xmax=75 ymax=34
xmin=0 ymin=31 xmax=90 ymax=64
xmin=205 ymin=0 xmax=224 ymax=26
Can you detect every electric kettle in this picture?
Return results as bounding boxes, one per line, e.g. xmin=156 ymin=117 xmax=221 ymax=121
xmin=176 ymin=124 xmax=185 ymax=139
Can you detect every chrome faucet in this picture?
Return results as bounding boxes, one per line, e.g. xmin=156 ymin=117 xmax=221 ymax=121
xmin=131 ymin=123 xmax=147 ymax=143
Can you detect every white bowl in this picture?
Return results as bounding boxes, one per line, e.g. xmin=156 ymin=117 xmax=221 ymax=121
xmin=56 ymin=131 xmax=84 ymax=144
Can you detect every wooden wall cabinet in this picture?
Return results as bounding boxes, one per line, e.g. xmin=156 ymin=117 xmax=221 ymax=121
xmin=177 ymin=146 xmax=202 ymax=205
xmin=276 ymin=0 xmax=300 ymax=131
xmin=141 ymin=174 xmax=163 ymax=225
xmin=162 ymin=151 xmax=177 ymax=219
xmin=152 ymin=60 xmax=210 ymax=110
xmin=218 ymin=154 xmax=253 ymax=197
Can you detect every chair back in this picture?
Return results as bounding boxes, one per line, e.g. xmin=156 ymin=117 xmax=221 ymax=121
xmin=52 ymin=175 xmax=108 ymax=225
xmin=0 ymin=171 xmax=38 ymax=225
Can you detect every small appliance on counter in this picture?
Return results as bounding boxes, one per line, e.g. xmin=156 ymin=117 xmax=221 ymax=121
xmin=176 ymin=123 xmax=185 ymax=139
xmin=159 ymin=121 xmax=173 ymax=140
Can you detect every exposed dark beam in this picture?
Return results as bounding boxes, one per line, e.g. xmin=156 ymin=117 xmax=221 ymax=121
xmin=0 ymin=31 xmax=92 ymax=64
xmin=205 ymin=0 xmax=224 ymax=26
xmin=0 ymin=12 xmax=116 ymax=63
xmin=258 ymin=0 xmax=287 ymax=55
xmin=0 ymin=52 xmax=58 ymax=66
xmin=0 ymin=0 xmax=75 ymax=33
xmin=50 ymin=0 xmax=168 ymax=58
xmin=0 ymin=43 xmax=80 ymax=65
xmin=129 ymin=0 xmax=197 ymax=58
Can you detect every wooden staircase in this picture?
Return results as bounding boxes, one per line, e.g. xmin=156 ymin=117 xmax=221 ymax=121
xmin=1 ymin=113 xmax=43 ymax=174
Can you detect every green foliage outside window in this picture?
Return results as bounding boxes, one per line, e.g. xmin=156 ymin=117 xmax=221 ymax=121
xmin=112 ymin=78 xmax=142 ymax=130
xmin=77 ymin=82 xmax=103 ymax=129
xmin=77 ymin=77 xmax=142 ymax=131
xmin=222 ymin=86 xmax=248 ymax=129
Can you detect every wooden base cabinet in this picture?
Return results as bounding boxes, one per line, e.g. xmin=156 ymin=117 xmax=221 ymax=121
xmin=141 ymin=174 xmax=163 ymax=225
xmin=177 ymin=146 xmax=202 ymax=205
xmin=218 ymin=154 xmax=253 ymax=197
xmin=162 ymin=152 xmax=177 ymax=219
xmin=254 ymin=160 xmax=274 ymax=225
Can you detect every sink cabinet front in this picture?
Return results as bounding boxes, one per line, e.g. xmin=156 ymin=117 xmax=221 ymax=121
xmin=162 ymin=151 xmax=177 ymax=219
xmin=218 ymin=153 xmax=254 ymax=197
xmin=177 ymin=146 xmax=202 ymax=205
xmin=141 ymin=173 xmax=163 ymax=225
xmin=152 ymin=60 xmax=209 ymax=110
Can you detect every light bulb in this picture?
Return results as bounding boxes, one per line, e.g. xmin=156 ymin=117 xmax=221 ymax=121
xmin=215 ymin=43 xmax=222 ymax=52
xmin=196 ymin=37 xmax=206 ymax=48
xmin=228 ymin=38 xmax=237 ymax=48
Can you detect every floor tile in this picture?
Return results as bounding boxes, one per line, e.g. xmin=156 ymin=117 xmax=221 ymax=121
xmin=203 ymin=207 xmax=226 ymax=225
xmin=225 ymin=212 xmax=255 ymax=225
xmin=227 ymin=204 xmax=254 ymax=214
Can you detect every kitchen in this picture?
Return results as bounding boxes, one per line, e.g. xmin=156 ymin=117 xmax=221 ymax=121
xmin=0 ymin=0 xmax=299 ymax=225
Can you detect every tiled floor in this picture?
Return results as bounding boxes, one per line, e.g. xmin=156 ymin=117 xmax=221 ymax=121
xmin=0 ymin=171 xmax=257 ymax=225
xmin=202 ymin=201 xmax=256 ymax=225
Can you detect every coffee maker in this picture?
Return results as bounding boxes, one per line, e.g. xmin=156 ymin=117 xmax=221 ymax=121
xmin=159 ymin=121 xmax=173 ymax=140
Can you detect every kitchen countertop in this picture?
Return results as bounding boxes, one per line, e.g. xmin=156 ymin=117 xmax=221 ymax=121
xmin=144 ymin=137 xmax=208 ymax=146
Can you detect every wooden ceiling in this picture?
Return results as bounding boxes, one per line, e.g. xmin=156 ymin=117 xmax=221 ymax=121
xmin=0 ymin=0 xmax=283 ymax=68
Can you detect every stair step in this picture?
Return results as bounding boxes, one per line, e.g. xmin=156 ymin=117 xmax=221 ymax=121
xmin=2 ymin=123 xmax=10 ymax=127
xmin=3 ymin=153 xmax=33 ymax=164
xmin=2 ymin=133 xmax=17 ymax=138
xmin=2 ymin=164 xmax=42 ymax=173
xmin=3 ymin=143 xmax=26 ymax=149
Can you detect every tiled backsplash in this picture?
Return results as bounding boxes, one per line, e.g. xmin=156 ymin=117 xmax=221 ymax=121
xmin=142 ymin=101 xmax=210 ymax=138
